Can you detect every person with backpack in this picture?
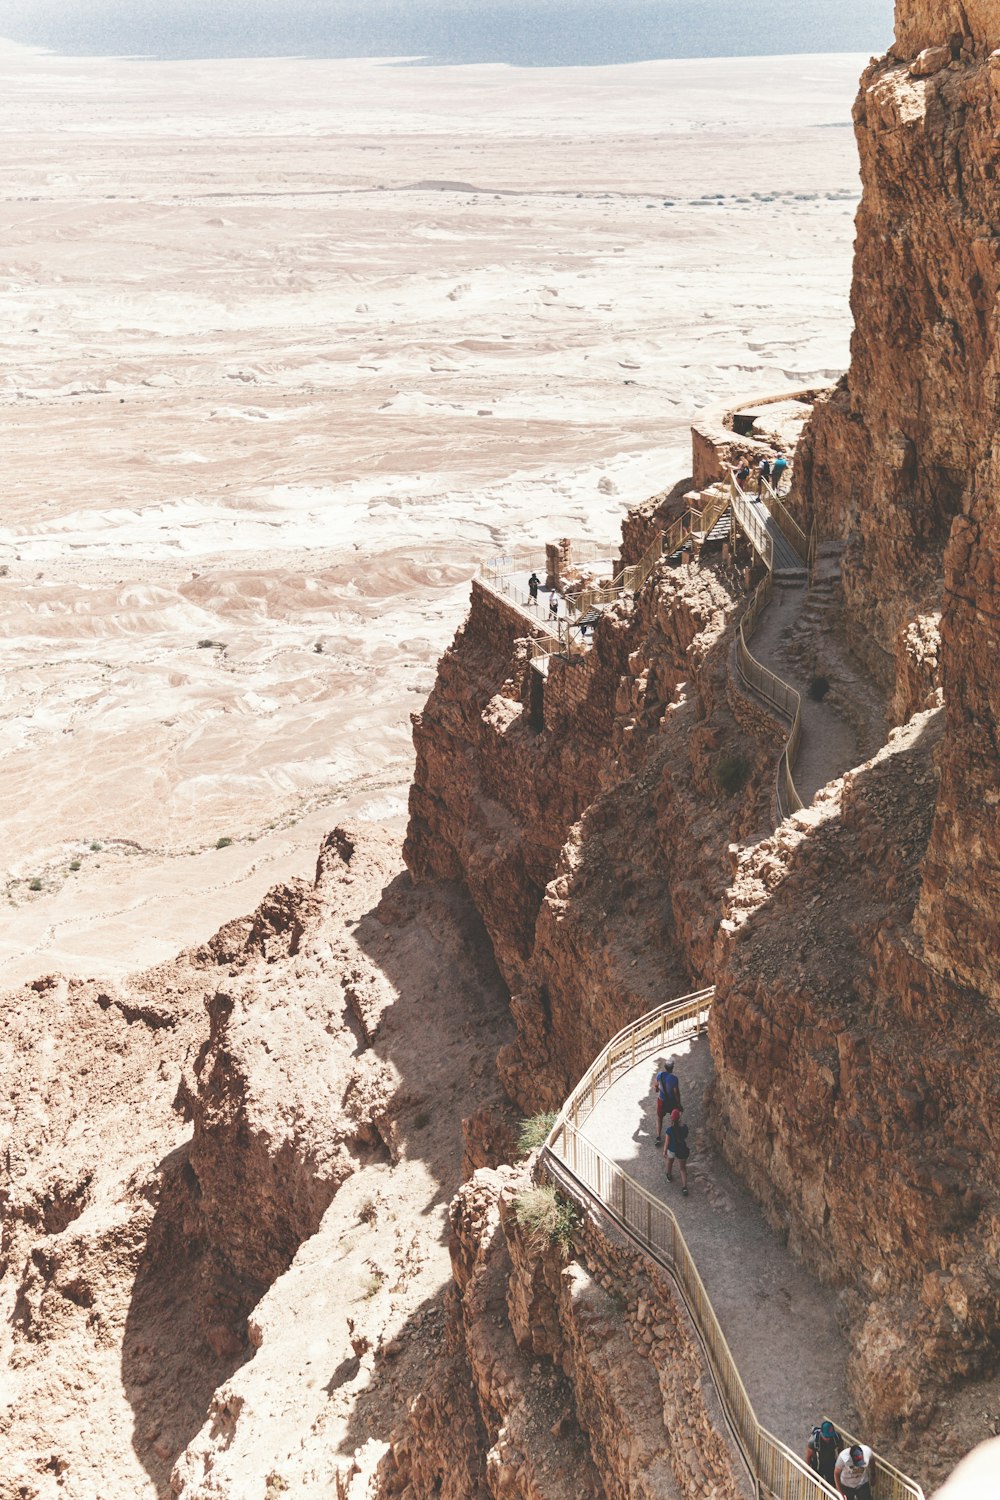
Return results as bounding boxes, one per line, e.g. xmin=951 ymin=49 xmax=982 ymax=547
xmin=528 ymin=572 xmax=540 ymax=604
xmin=756 ymin=455 xmax=772 ymax=496
xmin=663 ymin=1108 xmax=690 ymax=1194
xmin=771 ymin=453 xmax=789 ymax=494
xmin=651 ymin=1059 xmax=681 ymax=1144
xmin=806 ymin=1421 xmax=842 ymax=1486
xmin=734 ymin=456 xmax=752 ymax=489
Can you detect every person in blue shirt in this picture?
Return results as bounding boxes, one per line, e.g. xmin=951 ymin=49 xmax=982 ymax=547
xmin=651 ymin=1060 xmax=681 ymax=1145
xmin=663 ymin=1109 xmax=690 ymax=1194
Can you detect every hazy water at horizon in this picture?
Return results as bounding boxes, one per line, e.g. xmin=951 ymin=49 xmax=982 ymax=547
xmin=1 ymin=0 xmax=894 ymax=64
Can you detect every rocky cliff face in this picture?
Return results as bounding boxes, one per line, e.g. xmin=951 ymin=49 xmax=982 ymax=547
xmin=379 ymin=1161 xmax=752 ymax=1500
xmin=0 ymin=825 xmax=515 ymax=1498
xmin=402 ymin=0 xmax=1000 ymax=1468
xmin=405 ymin=559 xmax=777 ymax=1111
xmin=708 ymin=0 xmax=1000 ymax=1438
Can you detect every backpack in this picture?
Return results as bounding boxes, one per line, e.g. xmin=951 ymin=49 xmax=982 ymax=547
xmin=809 ymin=1427 xmax=841 ymax=1473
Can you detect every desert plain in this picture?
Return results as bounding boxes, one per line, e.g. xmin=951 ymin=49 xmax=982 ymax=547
xmin=0 ymin=40 xmax=864 ymax=983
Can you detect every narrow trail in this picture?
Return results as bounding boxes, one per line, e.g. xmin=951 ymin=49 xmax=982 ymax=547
xmin=580 ymin=1032 xmax=859 ymax=1453
xmin=747 ymin=578 xmax=859 ymax=804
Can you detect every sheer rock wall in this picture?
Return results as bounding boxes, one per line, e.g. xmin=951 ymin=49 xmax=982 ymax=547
xmin=709 ymin=0 xmax=1000 ymax=1433
xmin=405 ymin=561 xmax=775 ymax=1112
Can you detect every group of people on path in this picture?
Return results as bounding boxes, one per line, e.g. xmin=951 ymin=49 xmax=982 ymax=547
xmin=527 ymin=571 xmax=562 ymax=620
xmin=806 ymin=1421 xmax=877 ymax=1498
xmin=732 ymin=450 xmax=789 ymax=498
xmin=648 ymin=1065 xmax=878 ymax=1495
xmin=650 ymin=1058 xmax=690 ymax=1194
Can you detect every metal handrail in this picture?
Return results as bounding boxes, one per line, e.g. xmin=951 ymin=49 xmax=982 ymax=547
xmin=480 ymin=538 xmax=611 ymax=583
xmin=543 ymin=992 xmax=926 ymax=1500
xmin=736 ymin=573 xmax=805 ymax=816
xmin=759 ymin=480 xmax=808 ymax=561
xmin=729 ymin=474 xmax=775 ymax=570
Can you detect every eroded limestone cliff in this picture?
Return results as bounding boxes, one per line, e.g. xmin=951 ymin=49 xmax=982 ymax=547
xmin=709 ymin=0 xmax=1000 ymax=1439
xmin=399 ymin=0 xmax=1000 ymax=1486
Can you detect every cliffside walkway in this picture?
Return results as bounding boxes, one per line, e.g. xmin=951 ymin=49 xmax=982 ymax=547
xmin=543 ymin=993 xmax=926 ymax=1500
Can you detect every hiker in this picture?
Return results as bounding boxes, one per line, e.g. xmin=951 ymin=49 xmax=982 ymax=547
xmin=834 ymin=1442 xmax=875 ymax=1500
xmin=806 ymin=1422 xmax=842 ymax=1486
xmin=528 ymin=571 xmax=540 ymax=603
xmin=756 ymin=455 xmax=772 ymax=496
xmin=771 ymin=453 xmax=789 ymax=494
xmin=734 ymin=456 xmax=752 ymax=489
xmin=651 ymin=1059 xmax=682 ymax=1143
xmin=663 ymin=1108 xmax=690 ymax=1194
xmin=548 ymin=590 xmax=560 ymax=620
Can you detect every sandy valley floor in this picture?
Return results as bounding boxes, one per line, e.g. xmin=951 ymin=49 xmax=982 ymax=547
xmin=0 ymin=40 xmax=863 ymax=983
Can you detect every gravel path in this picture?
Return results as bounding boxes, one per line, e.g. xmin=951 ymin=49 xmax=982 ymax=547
xmin=581 ymin=1032 xmax=860 ymax=1453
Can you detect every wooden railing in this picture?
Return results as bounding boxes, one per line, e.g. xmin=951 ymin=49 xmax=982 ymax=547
xmin=543 ymin=992 xmax=926 ymax=1500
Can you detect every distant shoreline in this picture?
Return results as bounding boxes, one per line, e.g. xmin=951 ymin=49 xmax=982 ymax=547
xmin=0 ymin=40 xmax=880 ymax=71
xmin=0 ymin=0 xmax=893 ymax=68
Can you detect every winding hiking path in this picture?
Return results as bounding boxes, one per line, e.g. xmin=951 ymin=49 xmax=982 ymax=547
xmin=579 ymin=1030 xmax=860 ymax=1453
xmin=745 ymin=578 xmax=858 ymax=804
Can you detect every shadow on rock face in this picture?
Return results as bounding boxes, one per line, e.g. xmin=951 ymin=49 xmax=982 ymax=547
xmin=121 ymin=1144 xmax=253 ymax=1494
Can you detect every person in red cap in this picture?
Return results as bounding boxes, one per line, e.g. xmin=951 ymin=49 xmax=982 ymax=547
xmin=834 ymin=1441 xmax=874 ymax=1499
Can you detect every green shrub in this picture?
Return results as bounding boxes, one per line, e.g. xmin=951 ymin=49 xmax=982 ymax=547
xmin=68 ymin=860 xmax=81 ymax=872
xmin=808 ymin=673 xmax=831 ymax=702
xmin=28 ymin=878 xmax=43 ymax=892
xmin=215 ymin=836 xmax=233 ymax=849
xmin=713 ymin=752 xmax=751 ymax=796
xmin=517 ymin=1112 xmax=557 ymax=1156
xmin=89 ymin=841 xmax=102 ymax=852
xmin=197 ymin=638 xmax=215 ymax=649
xmin=512 ymin=1184 xmax=578 ymax=1254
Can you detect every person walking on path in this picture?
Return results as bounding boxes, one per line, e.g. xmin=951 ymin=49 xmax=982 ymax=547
xmin=528 ymin=572 xmax=540 ymax=604
xmin=663 ymin=1108 xmax=690 ymax=1194
xmin=771 ymin=453 xmax=789 ymax=494
xmin=548 ymin=590 xmax=560 ymax=621
xmin=651 ymin=1060 xmax=682 ymax=1144
xmin=806 ymin=1422 xmax=842 ymax=1486
xmin=756 ymin=455 xmax=772 ymax=496
xmin=733 ymin=456 xmax=752 ymax=490
xmin=835 ymin=1443 xmax=875 ymax=1500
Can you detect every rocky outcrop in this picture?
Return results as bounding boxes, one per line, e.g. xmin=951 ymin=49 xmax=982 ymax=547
xmin=380 ymin=1163 xmax=751 ymax=1500
xmin=704 ymin=0 xmax=1000 ymax=1437
xmin=0 ymin=825 xmax=515 ymax=1499
xmin=406 ymin=558 xmax=777 ymax=1112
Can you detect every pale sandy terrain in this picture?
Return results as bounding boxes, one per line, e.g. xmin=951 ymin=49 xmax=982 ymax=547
xmin=0 ymin=42 xmax=864 ymax=983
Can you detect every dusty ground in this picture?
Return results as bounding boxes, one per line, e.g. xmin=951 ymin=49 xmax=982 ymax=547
xmin=0 ymin=39 xmax=863 ymax=984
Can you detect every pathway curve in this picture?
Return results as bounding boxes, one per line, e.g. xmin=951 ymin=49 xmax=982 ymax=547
xmin=746 ymin=580 xmax=858 ymax=805
xmin=580 ymin=1031 xmax=860 ymax=1453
